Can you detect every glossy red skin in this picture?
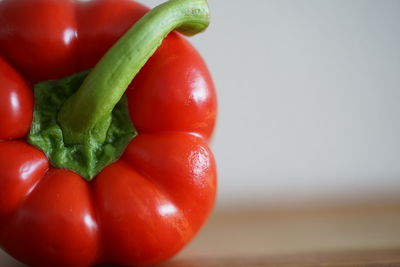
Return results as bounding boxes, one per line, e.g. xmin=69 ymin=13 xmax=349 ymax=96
xmin=0 ymin=0 xmax=217 ymax=266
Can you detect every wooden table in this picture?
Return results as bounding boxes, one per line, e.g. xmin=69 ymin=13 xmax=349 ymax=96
xmin=1 ymin=202 xmax=400 ymax=266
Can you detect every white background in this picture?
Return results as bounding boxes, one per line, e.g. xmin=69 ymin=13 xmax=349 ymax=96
xmin=146 ymin=0 xmax=400 ymax=209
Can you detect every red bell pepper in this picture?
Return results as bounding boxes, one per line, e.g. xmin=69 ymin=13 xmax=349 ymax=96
xmin=0 ymin=0 xmax=217 ymax=266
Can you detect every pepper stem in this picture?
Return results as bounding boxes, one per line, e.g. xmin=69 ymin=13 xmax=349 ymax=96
xmin=58 ymin=0 xmax=210 ymax=144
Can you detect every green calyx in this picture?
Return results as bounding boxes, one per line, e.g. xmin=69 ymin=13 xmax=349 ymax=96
xmin=28 ymin=71 xmax=136 ymax=179
xmin=28 ymin=0 xmax=210 ymax=180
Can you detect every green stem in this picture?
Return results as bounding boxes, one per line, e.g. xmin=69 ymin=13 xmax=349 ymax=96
xmin=58 ymin=0 xmax=210 ymax=144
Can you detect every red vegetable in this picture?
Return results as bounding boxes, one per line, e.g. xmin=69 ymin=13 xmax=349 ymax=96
xmin=0 ymin=0 xmax=217 ymax=266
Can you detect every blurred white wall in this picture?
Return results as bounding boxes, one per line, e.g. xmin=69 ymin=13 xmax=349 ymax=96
xmin=146 ymin=0 xmax=400 ymax=208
